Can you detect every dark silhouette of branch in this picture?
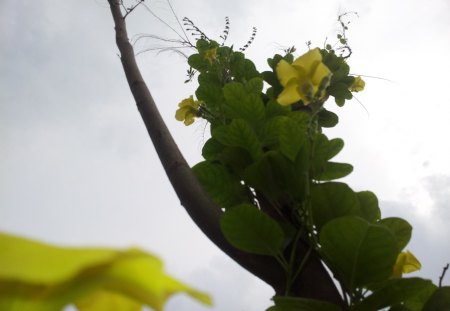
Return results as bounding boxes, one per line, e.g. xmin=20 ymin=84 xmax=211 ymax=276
xmin=439 ymin=263 xmax=449 ymax=287
xmin=107 ymin=0 xmax=344 ymax=306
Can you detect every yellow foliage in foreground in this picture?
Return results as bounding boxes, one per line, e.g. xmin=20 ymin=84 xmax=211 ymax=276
xmin=0 ymin=233 xmax=212 ymax=311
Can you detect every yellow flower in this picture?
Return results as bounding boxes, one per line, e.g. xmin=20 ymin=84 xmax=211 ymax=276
xmin=175 ymin=96 xmax=201 ymax=126
xmin=392 ymin=250 xmax=421 ymax=278
xmin=203 ymin=48 xmax=217 ymax=64
xmin=276 ymin=48 xmax=332 ymax=106
xmin=350 ymin=76 xmax=365 ymax=92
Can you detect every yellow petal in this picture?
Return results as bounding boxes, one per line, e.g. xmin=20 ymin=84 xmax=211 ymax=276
xmin=276 ymin=60 xmax=299 ymax=86
xmin=277 ymin=80 xmax=302 ymax=105
xmin=311 ymin=62 xmax=332 ymax=86
xmin=392 ymin=250 xmax=421 ymax=278
xmin=0 ymin=232 xmax=212 ymax=311
xmin=350 ymin=76 xmax=365 ymax=92
xmin=175 ymin=107 xmax=189 ymax=121
xmin=178 ymin=96 xmax=195 ymax=108
xmin=292 ymin=48 xmax=323 ymax=73
xmin=402 ymin=250 xmax=421 ymax=273
xmin=184 ymin=113 xmax=196 ymax=126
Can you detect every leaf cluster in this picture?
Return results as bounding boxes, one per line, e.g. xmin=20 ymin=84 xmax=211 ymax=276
xmin=183 ymin=38 xmax=448 ymax=310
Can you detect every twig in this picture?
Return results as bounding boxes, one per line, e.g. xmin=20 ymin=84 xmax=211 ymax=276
xmin=122 ymin=0 xmax=145 ymax=20
xmin=439 ymin=263 xmax=449 ymax=287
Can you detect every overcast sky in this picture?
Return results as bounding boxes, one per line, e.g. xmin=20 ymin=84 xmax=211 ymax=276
xmin=1 ymin=0 xmax=450 ymax=310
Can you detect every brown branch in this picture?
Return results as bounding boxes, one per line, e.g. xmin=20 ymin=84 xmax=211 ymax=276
xmin=106 ymin=0 xmax=344 ymax=306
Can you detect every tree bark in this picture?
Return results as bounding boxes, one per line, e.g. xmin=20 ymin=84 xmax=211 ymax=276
xmin=107 ymin=0 xmax=345 ymax=307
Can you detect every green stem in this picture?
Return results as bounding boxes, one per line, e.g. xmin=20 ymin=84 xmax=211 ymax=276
xmin=291 ymin=246 xmax=313 ymax=286
xmin=284 ymin=226 xmax=305 ymax=295
xmin=274 ymin=252 xmax=289 ymax=272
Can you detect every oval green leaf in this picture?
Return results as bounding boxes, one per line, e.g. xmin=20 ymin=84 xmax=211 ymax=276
xmin=351 ymin=278 xmax=436 ymax=311
xmin=310 ymin=182 xmax=361 ymax=231
xmin=192 ymin=161 xmax=249 ymax=208
xmin=220 ymin=204 xmax=285 ymax=256
xmin=320 ymin=216 xmax=398 ymax=291
xmin=378 ymin=217 xmax=412 ymax=251
xmin=357 ymin=191 xmax=381 ymax=223
xmin=422 ymin=286 xmax=450 ymax=311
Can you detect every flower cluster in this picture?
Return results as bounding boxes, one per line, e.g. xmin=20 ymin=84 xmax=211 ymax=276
xmin=203 ymin=47 xmax=217 ymax=64
xmin=350 ymin=76 xmax=365 ymax=92
xmin=175 ymin=96 xmax=201 ymax=126
xmin=275 ymin=48 xmax=332 ymax=106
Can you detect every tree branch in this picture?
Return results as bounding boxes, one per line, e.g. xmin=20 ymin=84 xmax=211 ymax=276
xmin=439 ymin=263 xmax=449 ymax=287
xmin=107 ymin=0 xmax=344 ymax=306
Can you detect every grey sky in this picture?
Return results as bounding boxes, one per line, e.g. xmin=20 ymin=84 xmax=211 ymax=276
xmin=1 ymin=0 xmax=450 ymax=310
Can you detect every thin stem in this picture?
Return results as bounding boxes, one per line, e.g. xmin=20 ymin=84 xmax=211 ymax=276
xmin=275 ymin=252 xmax=290 ymax=272
xmin=291 ymin=246 xmax=313 ymax=288
xmin=123 ymin=0 xmax=144 ymax=19
xmin=166 ymin=0 xmax=190 ymax=42
xmin=284 ymin=227 xmax=305 ymax=295
xmin=439 ymin=263 xmax=449 ymax=287
xmin=141 ymin=2 xmax=188 ymax=43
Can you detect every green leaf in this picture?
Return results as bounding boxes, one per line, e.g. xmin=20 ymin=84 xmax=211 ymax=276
xmin=403 ymin=280 xmax=438 ymax=310
xmin=265 ymin=99 xmax=289 ymax=119
xmin=202 ymin=138 xmax=224 ymax=161
xmin=244 ymin=151 xmax=306 ymax=201
xmin=245 ymin=77 xmax=264 ymax=94
xmin=223 ymin=82 xmax=265 ymax=127
xmin=220 ymin=204 xmax=285 ymax=256
xmin=279 ymin=117 xmax=307 ymax=162
xmin=267 ymin=54 xmax=284 ymax=70
xmin=212 ymin=119 xmax=262 ymax=160
xmin=314 ymin=135 xmax=344 ymax=161
xmin=230 ymin=52 xmax=260 ymax=82
xmin=0 ymin=233 xmax=212 ymax=311
xmin=216 ymin=146 xmax=253 ymax=175
xmin=267 ymin=296 xmax=342 ymax=311
xmin=260 ymin=116 xmax=284 ymax=146
xmin=198 ymin=71 xmax=222 ymax=86
xmin=378 ymin=217 xmax=412 ymax=251
xmin=262 ymin=70 xmax=280 ymax=87
xmin=422 ymin=287 xmax=450 ymax=311
xmin=315 ymin=162 xmax=353 ymax=181
xmin=187 ymin=54 xmax=208 ymax=72
xmin=312 ymin=135 xmax=347 ymax=180
xmin=195 ymin=39 xmax=210 ymax=51
xmin=192 ymin=161 xmax=249 ymax=208
xmin=310 ymin=182 xmax=361 ymax=231
xmin=318 ymin=109 xmax=339 ymax=128
xmin=335 ymin=97 xmax=345 ymax=107
xmin=351 ymin=278 xmax=436 ymax=311
xmin=195 ymin=81 xmax=225 ymax=113
xmin=320 ymin=216 xmax=398 ymax=291
xmin=357 ymin=191 xmax=381 ymax=223
xmin=288 ymin=111 xmax=310 ymax=128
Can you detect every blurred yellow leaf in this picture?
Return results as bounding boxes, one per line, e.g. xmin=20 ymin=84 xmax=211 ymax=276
xmin=0 ymin=232 xmax=212 ymax=311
